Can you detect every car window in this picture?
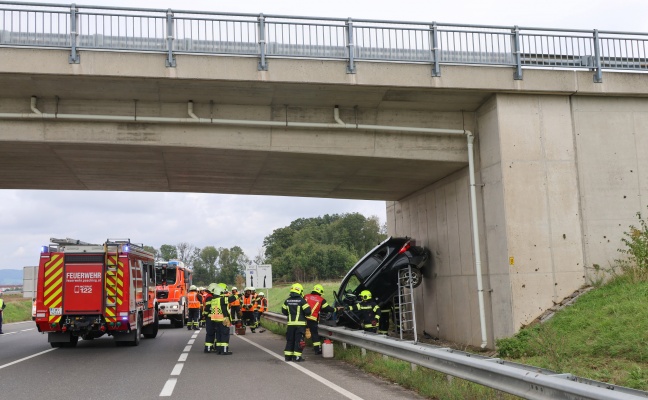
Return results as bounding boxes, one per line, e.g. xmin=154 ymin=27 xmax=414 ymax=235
xmin=344 ymin=275 xmax=361 ymax=294
xmin=355 ymin=247 xmax=389 ymax=279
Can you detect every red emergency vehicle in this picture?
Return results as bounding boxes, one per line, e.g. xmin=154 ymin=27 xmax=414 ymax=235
xmin=34 ymin=238 xmax=159 ymax=347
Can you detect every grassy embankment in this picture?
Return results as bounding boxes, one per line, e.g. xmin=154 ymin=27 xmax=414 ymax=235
xmin=2 ymin=294 xmax=32 ymax=323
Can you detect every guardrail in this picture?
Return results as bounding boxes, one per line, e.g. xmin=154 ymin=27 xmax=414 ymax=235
xmin=1 ymin=1 xmax=648 ymax=81
xmin=262 ymin=311 xmax=648 ymax=400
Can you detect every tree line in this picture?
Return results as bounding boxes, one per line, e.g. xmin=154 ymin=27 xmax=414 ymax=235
xmin=146 ymin=212 xmax=386 ymax=286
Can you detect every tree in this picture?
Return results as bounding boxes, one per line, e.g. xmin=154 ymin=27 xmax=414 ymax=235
xmin=143 ymin=245 xmax=159 ymax=260
xmin=159 ymin=244 xmax=178 ymax=261
xmin=176 ymin=242 xmax=198 ymax=268
xmin=218 ymin=246 xmax=248 ymax=285
xmin=263 ymin=212 xmax=386 ymax=281
xmin=197 ymin=246 xmax=219 ymax=282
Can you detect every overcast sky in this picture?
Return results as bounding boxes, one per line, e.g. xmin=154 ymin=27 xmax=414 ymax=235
xmin=1 ymin=0 xmax=646 ymax=270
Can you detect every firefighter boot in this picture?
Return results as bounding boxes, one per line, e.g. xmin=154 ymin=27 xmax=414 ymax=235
xmin=314 ymin=345 xmax=322 ymax=355
xmin=204 ymin=345 xmax=212 ymax=353
xmin=285 ymin=355 xmax=293 ymax=362
xmin=221 ymin=346 xmax=232 ymax=355
xmin=214 ymin=346 xmax=222 ymax=355
xmin=293 ymin=356 xmax=305 ymax=362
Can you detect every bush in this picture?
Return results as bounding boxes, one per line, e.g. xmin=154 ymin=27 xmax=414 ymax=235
xmin=616 ymin=208 xmax=648 ymax=283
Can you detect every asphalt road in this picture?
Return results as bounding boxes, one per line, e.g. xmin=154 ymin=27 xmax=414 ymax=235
xmin=0 ymin=321 xmax=425 ymax=400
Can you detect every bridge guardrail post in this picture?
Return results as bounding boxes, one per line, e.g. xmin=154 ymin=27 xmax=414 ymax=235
xmin=430 ymin=22 xmax=440 ymax=77
xmin=593 ymin=29 xmax=603 ymax=83
xmin=346 ymin=18 xmax=356 ymax=74
xmin=165 ymin=9 xmax=176 ymax=67
xmin=68 ymin=3 xmax=80 ymax=64
xmin=512 ymin=25 xmax=522 ymax=80
xmin=258 ymin=14 xmax=268 ymax=71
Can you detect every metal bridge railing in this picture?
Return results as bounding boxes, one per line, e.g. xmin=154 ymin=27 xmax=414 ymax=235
xmin=1 ymin=1 xmax=648 ymax=82
xmin=261 ymin=311 xmax=648 ymax=400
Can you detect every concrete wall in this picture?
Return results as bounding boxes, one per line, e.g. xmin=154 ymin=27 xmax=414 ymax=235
xmin=572 ymin=97 xmax=648 ymax=274
xmin=389 ymin=93 xmax=648 ymax=347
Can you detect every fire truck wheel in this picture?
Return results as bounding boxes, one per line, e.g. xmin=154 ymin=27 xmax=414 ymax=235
xmin=129 ymin=315 xmax=142 ymax=346
xmin=174 ymin=307 xmax=186 ymax=328
xmin=61 ymin=335 xmax=79 ymax=348
xmin=143 ymin=313 xmax=159 ymax=339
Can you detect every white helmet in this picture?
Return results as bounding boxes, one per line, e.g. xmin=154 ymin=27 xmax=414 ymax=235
xmin=250 ymin=287 xmax=255 ymax=291
xmin=258 ymin=292 xmax=265 ymax=296
xmin=232 ymin=286 xmax=238 ymax=291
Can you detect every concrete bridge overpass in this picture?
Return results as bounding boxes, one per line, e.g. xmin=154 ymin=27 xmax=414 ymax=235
xmin=1 ymin=2 xmax=648 ymax=348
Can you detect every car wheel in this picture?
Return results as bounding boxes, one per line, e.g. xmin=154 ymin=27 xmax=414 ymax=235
xmin=399 ymin=267 xmax=422 ymax=288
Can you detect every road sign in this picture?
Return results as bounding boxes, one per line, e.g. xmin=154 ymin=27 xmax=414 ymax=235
xmin=257 ymin=264 xmax=272 ymax=288
xmin=245 ymin=265 xmax=257 ymax=288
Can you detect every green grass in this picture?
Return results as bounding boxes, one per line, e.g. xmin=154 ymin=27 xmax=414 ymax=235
xmin=335 ymin=344 xmax=518 ymax=399
xmin=2 ymin=294 xmax=32 ymax=323
xmin=497 ymin=274 xmax=648 ymax=390
xmin=264 ymin=281 xmax=340 ymax=313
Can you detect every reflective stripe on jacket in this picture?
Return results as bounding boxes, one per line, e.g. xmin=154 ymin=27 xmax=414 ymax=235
xmin=281 ymin=292 xmax=311 ymax=326
xmin=304 ymin=293 xmax=334 ymax=321
xmin=187 ymin=291 xmax=201 ymax=309
xmin=257 ymin=297 xmax=268 ymax=313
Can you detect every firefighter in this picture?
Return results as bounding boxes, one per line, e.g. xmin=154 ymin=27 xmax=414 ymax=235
xmin=0 ymin=292 xmax=5 ymax=334
xmin=229 ymin=286 xmax=242 ymax=322
xmin=241 ymin=286 xmax=258 ymax=332
xmin=304 ymin=284 xmax=335 ymax=354
xmin=198 ymin=287 xmax=209 ymax=328
xmin=346 ymin=289 xmax=380 ymax=333
xmin=281 ymin=283 xmax=311 ymax=362
xmin=203 ymin=284 xmax=218 ymax=353
xmin=209 ymin=283 xmax=235 ymax=355
xmin=256 ymin=291 xmax=268 ymax=316
xmin=187 ymin=285 xmax=202 ymax=330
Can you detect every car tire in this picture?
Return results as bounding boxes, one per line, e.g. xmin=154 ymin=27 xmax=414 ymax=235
xmin=400 ymin=267 xmax=422 ymax=288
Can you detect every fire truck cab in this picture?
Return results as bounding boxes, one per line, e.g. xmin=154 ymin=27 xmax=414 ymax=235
xmin=34 ymin=238 xmax=159 ymax=347
xmin=155 ymin=260 xmax=192 ymax=328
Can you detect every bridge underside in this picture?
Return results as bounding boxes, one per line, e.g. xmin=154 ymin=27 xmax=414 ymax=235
xmin=0 ymin=139 xmax=465 ymax=200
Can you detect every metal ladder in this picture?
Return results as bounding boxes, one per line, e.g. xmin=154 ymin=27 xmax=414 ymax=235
xmin=396 ymin=266 xmax=418 ymax=343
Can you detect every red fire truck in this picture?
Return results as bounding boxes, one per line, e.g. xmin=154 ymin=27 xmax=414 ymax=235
xmin=33 ymin=238 xmax=159 ymax=347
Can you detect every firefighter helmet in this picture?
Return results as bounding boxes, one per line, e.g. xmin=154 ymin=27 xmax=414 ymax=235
xmin=313 ymin=284 xmax=324 ymax=295
xmin=250 ymin=287 xmax=256 ymax=292
xmin=232 ymin=286 xmax=238 ymax=291
xmin=218 ymin=283 xmax=228 ymax=291
xmin=258 ymin=292 xmax=265 ymax=297
xmin=360 ymin=290 xmax=372 ymax=301
xmin=207 ymin=283 xmax=223 ymax=295
xmin=189 ymin=285 xmax=197 ymax=291
xmin=290 ymin=283 xmax=303 ymax=294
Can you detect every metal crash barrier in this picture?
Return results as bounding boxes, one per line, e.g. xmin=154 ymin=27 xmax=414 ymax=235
xmin=262 ymin=311 xmax=648 ymax=400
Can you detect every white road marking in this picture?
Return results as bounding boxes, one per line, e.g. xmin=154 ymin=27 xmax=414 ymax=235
xmin=170 ymin=363 xmax=184 ymax=376
xmin=237 ymin=335 xmax=365 ymax=400
xmin=159 ymin=378 xmax=177 ymax=397
xmin=0 ymin=328 xmax=36 ymax=336
xmin=0 ymin=348 xmax=58 ymax=370
xmin=159 ymin=328 xmax=199 ymax=396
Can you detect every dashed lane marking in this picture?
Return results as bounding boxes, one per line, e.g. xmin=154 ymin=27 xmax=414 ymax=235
xmin=159 ymin=328 xmax=201 ymax=397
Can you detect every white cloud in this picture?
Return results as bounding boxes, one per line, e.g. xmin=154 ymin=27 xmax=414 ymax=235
xmin=0 ymin=190 xmax=386 ymax=269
